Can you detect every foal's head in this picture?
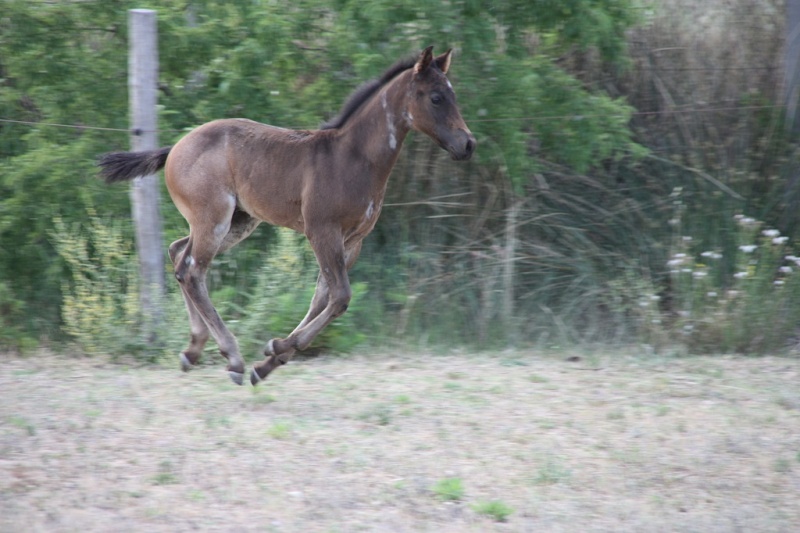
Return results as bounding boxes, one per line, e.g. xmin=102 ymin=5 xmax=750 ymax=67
xmin=406 ymin=46 xmax=476 ymax=161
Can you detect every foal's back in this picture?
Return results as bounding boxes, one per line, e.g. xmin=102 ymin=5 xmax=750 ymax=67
xmin=165 ymin=118 xmax=324 ymax=232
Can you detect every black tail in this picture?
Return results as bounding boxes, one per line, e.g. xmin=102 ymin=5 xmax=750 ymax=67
xmin=97 ymin=146 xmax=172 ymax=183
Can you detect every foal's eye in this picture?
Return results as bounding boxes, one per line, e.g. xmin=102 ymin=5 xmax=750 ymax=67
xmin=430 ymin=93 xmax=443 ymax=105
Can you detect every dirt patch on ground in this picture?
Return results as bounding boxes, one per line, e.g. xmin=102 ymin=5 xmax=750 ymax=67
xmin=1 ymin=350 xmax=799 ymax=532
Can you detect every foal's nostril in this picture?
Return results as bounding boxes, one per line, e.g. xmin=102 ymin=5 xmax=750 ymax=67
xmin=465 ymin=137 xmax=476 ymax=156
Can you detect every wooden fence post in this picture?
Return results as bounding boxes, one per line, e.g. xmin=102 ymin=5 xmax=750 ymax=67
xmin=786 ymin=0 xmax=800 ymax=134
xmin=129 ymin=9 xmax=165 ymax=344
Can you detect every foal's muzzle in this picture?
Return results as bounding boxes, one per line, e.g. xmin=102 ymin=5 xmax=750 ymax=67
xmin=446 ymin=129 xmax=477 ymax=161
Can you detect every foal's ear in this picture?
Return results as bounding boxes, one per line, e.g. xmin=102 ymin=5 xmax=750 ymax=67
xmin=414 ymin=46 xmax=435 ymax=74
xmin=434 ymin=49 xmax=452 ymax=74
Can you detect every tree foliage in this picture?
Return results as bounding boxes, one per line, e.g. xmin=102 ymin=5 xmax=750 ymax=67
xmin=6 ymin=0 xmax=788 ymax=355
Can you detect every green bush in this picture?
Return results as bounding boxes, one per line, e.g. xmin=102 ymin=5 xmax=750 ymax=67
xmin=52 ymin=208 xmax=147 ymax=357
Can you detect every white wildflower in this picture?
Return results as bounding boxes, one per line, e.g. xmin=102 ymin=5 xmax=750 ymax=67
xmin=734 ymin=271 xmax=749 ymax=279
xmin=667 ymin=253 xmax=686 ymax=267
xmin=763 ymin=229 xmax=780 ymax=238
xmin=707 ymin=291 xmax=718 ymax=297
xmin=682 ymin=236 xmax=692 ymax=242
xmin=701 ymin=251 xmax=722 ymax=259
xmin=692 ymin=271 xmax=707 ymax=278
xmin=739 ymin=245 xmax=757 ymax=253
xmin=773 ymin=236 xmax=789 ymax=245
xmin=779 ymin=266 xmax=793 ymax=274
xmin=774 ymin=280 xmax=785 ymax=286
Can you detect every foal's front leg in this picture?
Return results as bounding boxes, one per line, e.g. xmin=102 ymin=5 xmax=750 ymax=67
xmin=250 ymin=237 xmax=359 ymax=385
xmin=249 ymin=274 xmax=328 ymax=385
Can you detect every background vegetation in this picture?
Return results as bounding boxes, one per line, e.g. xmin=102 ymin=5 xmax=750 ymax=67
xmin=1 ymin=0 xmax=797 ymax=358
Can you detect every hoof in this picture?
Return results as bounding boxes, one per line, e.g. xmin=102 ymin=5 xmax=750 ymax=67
xmin=228 ymin=371 xmax=244 ymax=386
xmin=250 ymin=368 xmax=263 ymax=386
xmin=179 ymin=352 xmax=194 ymax=372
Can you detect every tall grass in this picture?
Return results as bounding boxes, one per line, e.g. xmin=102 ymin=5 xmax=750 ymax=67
xmin=359 ymin=0 xmax=797 ymax=353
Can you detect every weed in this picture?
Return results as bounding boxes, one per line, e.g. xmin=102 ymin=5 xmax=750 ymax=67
xmin=394 ymin=394 xmax=411 ymax=404
xmin=266 ymin=422 xmax=292 ymax=440
xmin=773 ymin=458 xmax=792 ymax=473
xmin=607 ymin=408 xmax=625 ymax=420
xmin=775 ymin=395 xmax=800 ymax=410
xmin=472 ymin=500 xmax=513 ymax=522
xmin=204 ymin=414 xmax=232 ymax=429
xmin=251 ymin=388 xmax=277 ymax=405
xmin=358 ymin=404 xmax=393 ymax=426
xmin=432 ymin=477 xmax=464 ymax=501
xmin=8 ymin=416 xmax=36 ymax=436
xmin=152 ymin=461 xmax=178 ymax=485
xmin=189 ymin=490 xmax=205 ymax=501
xmin=534 ymin=456 xmax=572 ymax=485
xmin=500 ymin=358 xmax=528 ymax=367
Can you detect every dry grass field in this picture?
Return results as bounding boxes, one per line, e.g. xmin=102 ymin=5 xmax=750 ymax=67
xmin=1 ymin=349 xmax=799 ymax=532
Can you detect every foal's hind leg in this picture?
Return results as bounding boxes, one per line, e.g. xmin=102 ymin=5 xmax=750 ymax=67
xmin=175 ymin=239 xmax=246 ymax=384
xmin=169 ymin=236 xmax=210 ymax=371
xmin=173 ymin=209 xmax=258 ymax=386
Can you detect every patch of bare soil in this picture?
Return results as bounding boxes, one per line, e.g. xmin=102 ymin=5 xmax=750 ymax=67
xmin=1 ymin=350 xmax=799 ymax=532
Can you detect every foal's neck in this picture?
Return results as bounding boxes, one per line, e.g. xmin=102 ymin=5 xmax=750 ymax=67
xmin=340 ymin=72 xmax=412 ymax=172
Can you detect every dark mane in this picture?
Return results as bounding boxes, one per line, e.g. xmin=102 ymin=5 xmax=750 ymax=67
xmin=320 ymin=56 xmax=417 ymax=130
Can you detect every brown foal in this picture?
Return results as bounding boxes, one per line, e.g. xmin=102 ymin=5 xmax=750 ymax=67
xmin=98 ymin=46 xmax=476 ymax=385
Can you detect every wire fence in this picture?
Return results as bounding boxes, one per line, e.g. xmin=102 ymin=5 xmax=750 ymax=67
xmin=0 ymin=102 xmax=787 ymax=137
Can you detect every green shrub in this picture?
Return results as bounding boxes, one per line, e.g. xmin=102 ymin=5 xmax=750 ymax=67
xmin=52 ymin=208 xmax=148 ymax=357
xmin=0 ymin=281 xmax=36 ymax=352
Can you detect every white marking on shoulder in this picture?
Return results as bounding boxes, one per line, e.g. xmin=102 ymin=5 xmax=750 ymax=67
xmin=184 ymin=255 xmax=195 ymax=266
xmin=389 ymin=133 xmax=397 ymax=151
xmin=366 ymin=200 xmax=375 ymax=220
